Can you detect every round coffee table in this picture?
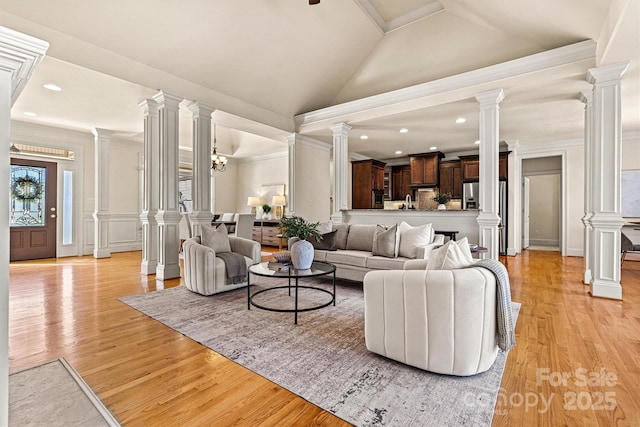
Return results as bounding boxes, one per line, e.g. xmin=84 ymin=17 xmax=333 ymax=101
xmin=247 ymin=261 xmax=336 ymax=324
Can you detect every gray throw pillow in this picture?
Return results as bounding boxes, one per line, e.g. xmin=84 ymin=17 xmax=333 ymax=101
xmin=201 ymin=223 xmax=231 ymax=253
xmin=308 ymin=230 xmax=338 ymax=251
xmin=372 ymin=224 xmax=397 ymax=258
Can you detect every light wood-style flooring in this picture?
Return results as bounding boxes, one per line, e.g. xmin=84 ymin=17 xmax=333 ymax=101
xmin=8 ymin=250 xmax=640 ymax=426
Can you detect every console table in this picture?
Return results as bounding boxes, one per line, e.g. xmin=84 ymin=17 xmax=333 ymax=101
xmin=252 ymin=220 xmax=282 ymax=246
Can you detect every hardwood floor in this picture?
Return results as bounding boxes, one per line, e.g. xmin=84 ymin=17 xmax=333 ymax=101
xmin=8 ymin=250 xmax=640 ymax=426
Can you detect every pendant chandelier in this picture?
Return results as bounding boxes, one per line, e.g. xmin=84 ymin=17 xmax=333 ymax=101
xmin=211 ymin=124 xmax=227 ymax=172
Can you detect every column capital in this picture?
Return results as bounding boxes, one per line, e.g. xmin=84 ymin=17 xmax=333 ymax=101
xmin=579 ymin=90 xmax=592 ymax=104
xmin=138 ymin=98 xmax=158 ymax=112
xmin=475 ymin=88 xmax=505 ymax=106
xmin=152 ymin=90 xmax=183 ymax=108
xmin=329 ymin=122 xmax=352 ymax=136
xmin=187 ymin=101 xmax=215 ymax=117
xmin=91 ymin=127 xmax=112 ymax=139
xmin=587 ymin=62 xmax=630 ymax=84
xmin=506 ymin=139 xmax=519 ymax=151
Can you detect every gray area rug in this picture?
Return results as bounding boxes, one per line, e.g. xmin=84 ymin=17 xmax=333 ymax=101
xmin=9 ymin=358 xmax=120 ymax=426
xmin=120 ymin=277 xmax=520 ymax=427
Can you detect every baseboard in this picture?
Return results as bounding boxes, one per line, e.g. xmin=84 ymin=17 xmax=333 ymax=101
xmin=530 ymin=239 xmax=559 ymax=247
xmin=566 ymin=248 xmax=584 ymax=257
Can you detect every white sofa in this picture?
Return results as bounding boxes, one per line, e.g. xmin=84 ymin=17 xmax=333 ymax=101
xmin=363 ymin=267 xmax=499 ymax=376
xmin=182 ymin=235 xmax=261 ymax=295
xmin=312 ymin=222 xmax=444 ymax=282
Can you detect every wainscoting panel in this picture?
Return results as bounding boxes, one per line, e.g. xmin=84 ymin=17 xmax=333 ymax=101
xmin=83 ymin=212 xmax=142 ymax=255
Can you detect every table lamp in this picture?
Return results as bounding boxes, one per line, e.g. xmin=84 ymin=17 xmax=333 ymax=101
xmin=247 ymin=196 xmax=262 ymax=219
xmin=272 ymin=195 xmax=286 ymax=219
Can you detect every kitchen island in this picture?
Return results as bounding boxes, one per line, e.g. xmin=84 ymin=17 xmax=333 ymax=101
xmin=342 ymin=209 xmax=480 ymax=243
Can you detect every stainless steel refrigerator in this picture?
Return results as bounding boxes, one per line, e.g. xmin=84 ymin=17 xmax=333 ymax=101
xmin=463 ymin=181 xmax=507 ymax=255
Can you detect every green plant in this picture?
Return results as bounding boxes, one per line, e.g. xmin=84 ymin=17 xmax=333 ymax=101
xmin=433 ymin=192 xmax=452 ymax=205
xmin=262 ymin=204 xmax=271 ymax=214
xmin=279 ymin=215 xmax=322 ymax=241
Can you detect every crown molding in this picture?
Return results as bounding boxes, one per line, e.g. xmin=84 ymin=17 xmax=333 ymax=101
xmin=237 ymin=151 xmax=288 ymax=164
xmin=349 ymin=152 xmax=370 ymax=161
xmin=0 ymin=26 xmax=49 ymax=105
xmin=295 ymin=40 xmax=596 ymax=132
xmin=289 ymin=133 xmax=331 ymax=152
xmin=354 ymin=0 xmax=444 ymax=33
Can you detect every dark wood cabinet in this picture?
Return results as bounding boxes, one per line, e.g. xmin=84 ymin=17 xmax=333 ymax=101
xmin=439 ymin=160 xmax=462 ymax=198
xmin=459 ymin=153 xmax=509 ymax=182
xmin=383 ymin=167 xmax=392 ymax=200
xmin=409 ymin=152 xmax=442 ymax=187
xmin=392 ymin=165 xmax=411 ymax=200
xmin=352 ymin=159 xmax=386 ymax=209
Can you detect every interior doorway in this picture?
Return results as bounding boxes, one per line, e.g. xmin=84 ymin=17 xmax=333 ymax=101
xmin=522 ymin=156 xmax=562 ymax=251
xmin=9 ymin=158 xmax=58 ymax=261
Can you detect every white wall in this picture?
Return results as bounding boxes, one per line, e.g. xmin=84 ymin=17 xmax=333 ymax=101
xmin=234 ymin=154 xmax=288 ymax=214
xmin=528 ymin=174 xmax=560 ymax=246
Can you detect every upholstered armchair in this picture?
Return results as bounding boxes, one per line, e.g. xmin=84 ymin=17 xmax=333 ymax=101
xmin=182 ymin=235 xmax=261 ymax=296
xmin=363 ymin=267 xmax=499 ymax=376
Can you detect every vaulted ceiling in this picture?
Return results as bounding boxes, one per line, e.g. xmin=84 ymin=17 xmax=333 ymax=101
xmin=2 ymin=0 xmax=638 ymax=160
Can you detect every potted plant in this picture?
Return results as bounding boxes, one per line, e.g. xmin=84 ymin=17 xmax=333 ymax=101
xmin=433 ymin=192 xmax=452 ymax=210
xmin=262 ymin=204 xmax=272 ymax=219
xmin=279 ymin=216 xmax=322 ymax=269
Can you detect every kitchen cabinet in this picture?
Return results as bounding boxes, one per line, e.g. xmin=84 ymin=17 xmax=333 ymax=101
xmin=383 ymin=167 xmax=392 ymax=200
xmin=409 ymin=152 xmax=443 ymax=187
xmin=439 ymin=160 xmax=462 ymax=198
xmin=392 ymin=165 xmax=411 ymax=200
xmin=459 ymin=153 xmax=509 ymax=182
xmin=352 ymin=159 xmax=386 ymax=209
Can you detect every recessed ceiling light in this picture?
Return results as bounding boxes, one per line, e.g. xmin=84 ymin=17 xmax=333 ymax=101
xmin=360 ymin=135 xmax=368 ymax=140
xmin=43 ymin=83 xmax=62 ymax=91
xmin=430 ymin=146 xmax=437 ymax=150
xmin=474 ymin=140 xmax=481 ymax=145
xmin=23 ymin=112 xmax=37 ymax=117
xmin=456 ymin=118 xmax=466 ymax=124
xmin=395 ymin=150 xmax=402 ymax=155
xmin=399 ymin=128 xmax=408 ymax=133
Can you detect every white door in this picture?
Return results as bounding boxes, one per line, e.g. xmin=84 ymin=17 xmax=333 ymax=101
xmin=523 ymin=176 xmax=530 ymax=249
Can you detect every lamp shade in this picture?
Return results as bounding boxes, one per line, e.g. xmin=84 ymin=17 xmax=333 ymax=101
xmin=272 ymin=195 xmax=286 ymax=206
xmin=247 ymin=196 xmax=262 ymax=207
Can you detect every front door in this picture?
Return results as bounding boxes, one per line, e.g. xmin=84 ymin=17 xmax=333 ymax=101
xmin=10 ymin=158 xmax=57 ymax=261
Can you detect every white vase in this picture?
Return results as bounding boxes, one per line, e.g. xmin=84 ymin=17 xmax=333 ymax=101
xmin=438 ymin=204 xmax=447 ymax=210
xmin=290 ymin=239 xmax=314 ymax=270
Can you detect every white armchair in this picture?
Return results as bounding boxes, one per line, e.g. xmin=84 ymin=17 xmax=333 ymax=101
xmin=363 ymin=267 xmax=499 ymax=376
xmin=183 ymin=235 xmax=261 ymax=296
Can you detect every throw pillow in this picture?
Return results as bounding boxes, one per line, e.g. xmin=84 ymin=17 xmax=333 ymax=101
xmin=308 ymin=230 xmax=338 ymax=251
xmin=201 ymin=223 xmax=231 ymax=254
xmin=397 ymin=221 xmax=433 ymax=259
xmin=426 ymin=239 xmax=475 ymax=270
xmin=372 ymin=224 xmax=397 ymax=258
xmin=316 ymin=220 xmax=333 ymax=234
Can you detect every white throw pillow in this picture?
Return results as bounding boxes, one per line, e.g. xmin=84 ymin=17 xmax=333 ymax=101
xmin=397 ymin=221 xmax=433 ymax=259
xmin=316 ymin=220 xmax=333 ymax=234
xmin=426 ymin=239 xmax=475 ymax=270
xmin=201 ymin=223 xmax=231 ymax=253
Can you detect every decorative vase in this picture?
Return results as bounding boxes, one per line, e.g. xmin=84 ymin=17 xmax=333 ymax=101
xmin=290 ymin=239 xmax=314 ymax=270
xmin=287 ymin=237 xmax=300 ymax=250
xmin=438 ymin=204 xmax=447 ymax=210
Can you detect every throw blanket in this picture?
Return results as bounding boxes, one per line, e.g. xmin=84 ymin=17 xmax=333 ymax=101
xmin=216 ymin=252 xmax=248 ymax=285
xmin=470 ymin=259 xmax=516 ymax=352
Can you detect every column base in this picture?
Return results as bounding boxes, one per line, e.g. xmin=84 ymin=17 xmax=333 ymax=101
xmin=93 ymin=248 xmax=111 ymax=259
xmin=156 ymin=264 xmax=181 ymax=281
xmin=330 ymin=211 xmax=344 ymax=224
xmin=583 ymin=269 xmax=592 ymax=285
xmin=590 ymin=280 xmax=622 ymax=300
xmin=141 ymin=260 xmax=157 ymax=275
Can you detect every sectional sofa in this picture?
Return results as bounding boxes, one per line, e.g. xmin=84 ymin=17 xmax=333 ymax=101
xmin=311 ymin=222 xmax=444 ymax=282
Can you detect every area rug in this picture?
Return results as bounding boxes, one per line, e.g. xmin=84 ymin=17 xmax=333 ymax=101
xmin=9 ymin=358 xmax=120 ymax=426
xmin=120 ymin=278 xmax=520 ymax=427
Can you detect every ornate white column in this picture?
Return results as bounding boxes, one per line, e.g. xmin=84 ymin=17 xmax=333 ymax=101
xmin=92 ymin=128 xmax=112 ymax=258
xmin=586 ymin=62 xmax=629 ymax=300
xmin=475 ymin=89 xmax=505 ymax=260
xmin=286 ymin=133 xmax=298 ymax=216
xmin=187 ymin=102 xmax=215 ymax=236
xmin=580 ymin=90 xmax=594 ymax=285
xmin=330 ymin=123 xmax=351 ymax=224
xmin=153 ymin=91 xmax=183 ymax=281
xmin=506 ymin=139 xmax=520 ymax=256
xmin=139 ymin=99 xmax=159 ymax=275
xmin=0 ymin=26 xmax=49 ymax=426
